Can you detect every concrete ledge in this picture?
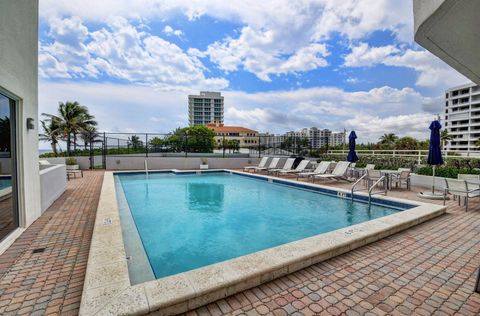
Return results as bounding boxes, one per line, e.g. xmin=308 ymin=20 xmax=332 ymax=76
xmin=80 ymin=170 xmax=446 ymax=315
xmin=40 ymin=164 xmax=67 ymax=212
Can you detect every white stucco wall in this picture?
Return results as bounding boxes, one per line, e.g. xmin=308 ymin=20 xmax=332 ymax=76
xmin=0 ymin=1 xmax=41 ymax=229
xmin=40 ymin=164 xmax=67 ymax=212
xmin=107 ymin=157 xmax=262 ymax=170
xmin=413 ymin=0 xmax=480 ymax=85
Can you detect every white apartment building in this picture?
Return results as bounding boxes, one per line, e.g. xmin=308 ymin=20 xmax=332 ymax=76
xmin=286 ymin=128 xmax=345 ymax=149
xmin=188 ymin=91 xmax=224 ymax=126
xmin=330 ymin=131 xmax=346 ymax=147
xmin=444 ymin=83 xmax=480 ymax=152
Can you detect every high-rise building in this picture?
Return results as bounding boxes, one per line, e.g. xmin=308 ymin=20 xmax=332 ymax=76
xmin=188 ymin=91 xmax=224 ymax=126
xmin=444 ymin=83 xmax=480 ymax=152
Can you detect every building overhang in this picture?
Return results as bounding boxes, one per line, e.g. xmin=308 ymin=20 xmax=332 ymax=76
xmin=413 ymin=0 xmax=480 ymax=85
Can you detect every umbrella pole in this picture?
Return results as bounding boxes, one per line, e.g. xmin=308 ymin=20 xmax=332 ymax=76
xmin=432 ymin=165 xmax=436 ymax=194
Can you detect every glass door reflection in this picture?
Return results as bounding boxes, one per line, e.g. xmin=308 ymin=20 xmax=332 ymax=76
xmin=0 ymin=93 xmax=18 ymax=242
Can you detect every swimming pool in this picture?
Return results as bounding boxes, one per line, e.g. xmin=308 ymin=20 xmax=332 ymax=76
xmin=80 ymin=170 xmax=446 ymax=315
xmin=115 ymin=171 xmax=413 ymax=279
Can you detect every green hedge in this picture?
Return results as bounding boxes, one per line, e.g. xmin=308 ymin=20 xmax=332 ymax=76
xmin=415 ymin=166 xmax=480 ymax=178
xmin=317 ymin=154 xmax=421 ymax=170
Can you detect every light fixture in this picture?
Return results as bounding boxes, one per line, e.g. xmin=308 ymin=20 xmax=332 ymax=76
xmin=26 ymin=118 xmax=35 ymax=130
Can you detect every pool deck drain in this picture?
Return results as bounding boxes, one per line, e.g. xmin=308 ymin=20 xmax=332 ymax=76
xmin=80 ymin=170 xmax=446 ymax=315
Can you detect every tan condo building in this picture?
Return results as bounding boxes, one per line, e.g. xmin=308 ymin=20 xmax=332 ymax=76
xmin=206 ymin=123 xmax=259 ymax=149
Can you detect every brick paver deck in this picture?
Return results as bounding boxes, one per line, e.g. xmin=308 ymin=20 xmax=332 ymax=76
xmin=186 ymin=180 xmax=480 ymax=316
xmin=0 ymin=171 xmax=104 ymax=315
xmin=0 ymin=170 xmax=479 ymax=315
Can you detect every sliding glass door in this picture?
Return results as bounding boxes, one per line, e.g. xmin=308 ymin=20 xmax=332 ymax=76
xmin=0 ymin=93 xmax=18 ymax=242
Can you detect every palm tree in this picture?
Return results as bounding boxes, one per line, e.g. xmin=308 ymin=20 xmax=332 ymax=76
xmin=43 ymin=101 xmax=97 ymax=156
xmin=440 ymin=129 xmax=452 ymax=150
xmin=379 ymin=133 xmax=398 ymax=147
xmin=80 ymin=125 xmax=99 ymax=150
xmin=39 ymin=119 xmax=61 ymax=155
xmin=475 ymin=138 xmax=480 ymax=150
xmin=128 ymin=135 xmax=143 ymax=150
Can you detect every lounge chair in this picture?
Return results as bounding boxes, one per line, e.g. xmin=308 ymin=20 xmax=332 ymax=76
xmin=443 ymin=178 xmax=480 ymax=211
xmin=313 ymin=161 xmax=351 ymax=182
xmin=296 ymin=161 xmax=330 ymax=181
xmin=255 ymin=157 xmax=280 ymax=173
xmin=244 ymin=157 xmax=268 ymax=172
xmin=277 ymin=160 xmax=310 ymax=176
xmin=269 ymin=158 xmax=295 ymax=175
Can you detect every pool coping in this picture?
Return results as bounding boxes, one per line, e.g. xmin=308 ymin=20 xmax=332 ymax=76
xmin=80 ymin=169 xmax=447 ymax=316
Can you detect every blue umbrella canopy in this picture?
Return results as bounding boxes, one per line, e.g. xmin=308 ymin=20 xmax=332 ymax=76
xmin=427 ymin=120 xmax=443 ymax=166
xmin=347 ymin=131 xmax=359 ymax=162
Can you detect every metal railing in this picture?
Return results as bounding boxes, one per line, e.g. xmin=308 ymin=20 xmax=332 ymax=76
xmin=328 ymin=149 xmax=480 ymax=164
xmin=351 ymin=174 xmax=368 ymax=201
xmin=368 ymin=176 xmax=387 ymax=204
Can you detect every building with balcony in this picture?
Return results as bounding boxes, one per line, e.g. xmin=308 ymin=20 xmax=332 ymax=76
xmin=188 ymin=91 xmax=224 ymax=126
xmin=285 ymin=128 xmax=345 ymax=149
xmin=444 ymin=83 xmax=480 ymax=152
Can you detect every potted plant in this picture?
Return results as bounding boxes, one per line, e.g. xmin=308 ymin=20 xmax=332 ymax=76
xmin=200 ymin=157 xmax=208 ymax=170
xmin=65 ymin=157 xmax=79 ymax=170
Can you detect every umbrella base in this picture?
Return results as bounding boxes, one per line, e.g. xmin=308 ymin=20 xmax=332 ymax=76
xmin=417 ymin=192 xmax=449 ymax=200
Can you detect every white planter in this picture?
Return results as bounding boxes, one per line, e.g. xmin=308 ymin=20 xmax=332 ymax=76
xmin=410 ymin=173 xmax=447 ymax=189
xmin=66 ymin=164 xmax=80 ymax=170
xmin=199 ymin=164 xmax=209 ymax=170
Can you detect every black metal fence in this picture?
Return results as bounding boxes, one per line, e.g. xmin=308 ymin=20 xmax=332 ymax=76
xmin=54 ymin=133 xmax=335 ymax=169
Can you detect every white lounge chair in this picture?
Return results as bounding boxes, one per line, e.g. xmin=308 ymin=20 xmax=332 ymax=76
xmin=296 ymin=161 xmax=330 ymax=181
xmin=244 ymin=157 xmax=268 ymax=172
xmin=254 ymin=157 xmax=280 ymax=173
xmin=269 ymin=158 xmax=295 ymax=174
xmin=278 ymin=160 xmax=310 ymax=176
xmin=313 ymin=161 xmax=350 ymax=182
xmin=443 ymin=178 xmax=480 ymax=211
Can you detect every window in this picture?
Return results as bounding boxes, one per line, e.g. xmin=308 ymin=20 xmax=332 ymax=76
xmin=0 ymin=93 xmax=18 ymax=242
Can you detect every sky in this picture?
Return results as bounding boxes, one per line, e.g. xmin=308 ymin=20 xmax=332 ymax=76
xmin=38 ymin=0 xmax=471 ymax=146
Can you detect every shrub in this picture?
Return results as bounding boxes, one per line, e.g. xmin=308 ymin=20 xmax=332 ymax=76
xmin=315 ymin=154 xmax=420 ymax=170
xmin=415 ymin=166 xmax=480 ymax=179
xmin=65 ymin=157 xmax=77 ymax=165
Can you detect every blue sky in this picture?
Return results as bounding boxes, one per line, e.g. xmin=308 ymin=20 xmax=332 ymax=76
xmin=38 ymin=0 xmax=470 ymax=146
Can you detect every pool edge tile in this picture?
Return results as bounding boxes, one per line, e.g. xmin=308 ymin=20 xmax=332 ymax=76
xmin=81 ymin=170 xmax=447 ymax=316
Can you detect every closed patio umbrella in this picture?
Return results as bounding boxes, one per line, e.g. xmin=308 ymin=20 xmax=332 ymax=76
xmin=347 ymin=131 xmax=359 ymax=163
xmin=419 ymin=120 xmax=444 ymax=199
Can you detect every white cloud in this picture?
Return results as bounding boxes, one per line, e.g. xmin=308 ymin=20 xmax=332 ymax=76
xmin=39 ymin=16 xmax=228 ymax=90
xmin=344 ymin=43 xmax=399 ymax=67
xmin=383 ymin=49 xmax=469 ymax=88
xmin=344 ymin=43 xmax=470 ymax=88
xmin=40 ymin=0 xmax=414 ymax=82
xmin=39 ymin=80 xmax=440 ymax=142
xmin=345 ymin=113 xmax=434 ymax=141
xmin=163 ymin=25 xmax=183 ymax=37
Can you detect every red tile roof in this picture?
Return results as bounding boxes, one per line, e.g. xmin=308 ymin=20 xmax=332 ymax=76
xmin=206 ymin=123 xmax=257 ymax=134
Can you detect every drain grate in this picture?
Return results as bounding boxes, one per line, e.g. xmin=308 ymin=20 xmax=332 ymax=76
xmin=32 ymin=247 xmax=46 ymax=254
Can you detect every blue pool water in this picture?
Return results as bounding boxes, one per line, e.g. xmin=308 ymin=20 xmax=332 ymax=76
xmin=116 ymin=172 xmax=411 ymax=278
xmin=0 ymin=177 xmax=11 ymax=190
